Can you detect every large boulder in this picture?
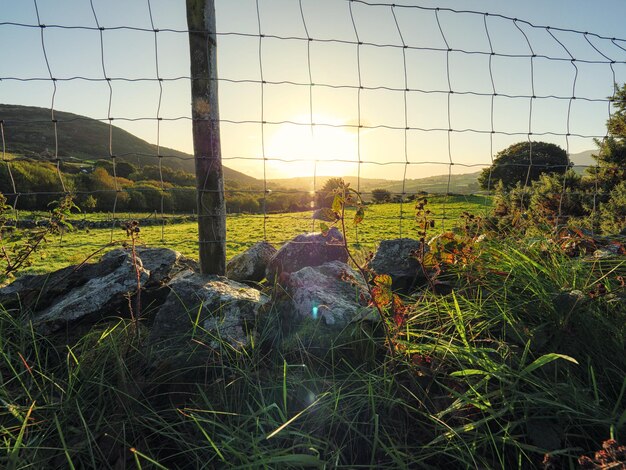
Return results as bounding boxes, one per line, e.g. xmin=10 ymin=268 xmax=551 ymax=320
xmin=285 ymin=260 xmax=378 ymax=327
xmin=131 ymin=247 xmax=198 ymax=286
xmin=226 ymin=241 xmax=276 ymax=283
xmin=266 ymin=227 xmax=347 ymax=282
xmin=0 ymin=247 xmax=197 ymax=334
xmin=0 ymin=249 xmax=133 ymax=313
xmin=148 ymin=270 xmax=270 ymax=353
xmin=32 ymin=251 xmax=150 ymax=334
xmin=369 ymin=238 xmax=429 ymax=292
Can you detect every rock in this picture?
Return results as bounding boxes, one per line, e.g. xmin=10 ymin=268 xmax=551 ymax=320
xmin=369 ymin=238 xmax=428 ymax=292
xmin=148 ymin=270 xmax=270 ymax=353
xmin=285 ymin=260 xmax=378 ymax=327
xmin=33 ymin=252 xmax=150 ymax=334
xmin=105 ymin=247 xmax=198 ymax=287
xmin=226 ymin=241 xmax=277 ymax=283
xmin=266 ymin=227 xmax=347 ymax=282
xmin=0 ymin=249 xmax=136 ymax=314
xmin=0 ymin=247 xmax=198 ymax=334
xmin=553 ymin=289 xmax=586 ymax=314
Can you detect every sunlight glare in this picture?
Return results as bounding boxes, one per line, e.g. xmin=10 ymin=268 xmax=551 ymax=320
xmin=265 ymin=114 xmax=358 ymax=178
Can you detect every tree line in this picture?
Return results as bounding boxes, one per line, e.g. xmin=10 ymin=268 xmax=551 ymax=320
xmin=0 ymin=160 xmax=314 ymax=214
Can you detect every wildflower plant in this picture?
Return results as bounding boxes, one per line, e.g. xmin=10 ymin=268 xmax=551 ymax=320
xmin=0 ymin=193 xmax=77 ymax=282
xmin=313 ymin=179 xmax=407 ymax=355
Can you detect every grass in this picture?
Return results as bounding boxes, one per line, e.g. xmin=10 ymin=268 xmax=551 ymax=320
xmin=9 ymin=194 xmax=491 ymax=275
xmin=0 ymin=234 xmax=624 ymax=468
xmin=1 ymin=191 xmax=624 ymax=467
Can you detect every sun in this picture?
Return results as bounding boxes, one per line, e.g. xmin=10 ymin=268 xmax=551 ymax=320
xmin=264 ymin=114 xmax=359 ymax=178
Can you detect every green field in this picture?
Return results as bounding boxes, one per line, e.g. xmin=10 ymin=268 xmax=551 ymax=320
xmin=14 ymin=194 xmax=492 ymax=275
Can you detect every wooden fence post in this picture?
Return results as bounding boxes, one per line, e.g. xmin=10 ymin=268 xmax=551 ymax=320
xmin=186 ymin=0 xmax=226 ymax=275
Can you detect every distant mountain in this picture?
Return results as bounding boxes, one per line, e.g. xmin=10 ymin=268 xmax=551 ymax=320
xmin=0 ymin=104 xmax=261 ymax=187
xmin=269 ymin=172 xmax=482 ymax=195
xmin=569 ymin=149 xmax=597 ymax=174
xmin=267 ymin=176 xmax=392 ymax=192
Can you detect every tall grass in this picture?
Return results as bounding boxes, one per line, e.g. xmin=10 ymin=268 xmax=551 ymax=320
xmin=0 ymin=237 xmax=624 ymax=468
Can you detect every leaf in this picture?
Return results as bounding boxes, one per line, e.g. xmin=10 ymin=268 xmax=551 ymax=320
xmin=374 ymin=274 xmax=392 ymax=288
xmin=353 ymin=207 xmax=365 ymax=226
xmin=319 ymin=223 xmax=330 ymax=235
xmin=312 ymin=208 xmax=336 ymax=222
xmin=392 ymin=294 xmax=405 ymax=313
xmin=371 ymin=286 xmax=392 ymax=306
xmin=421 ymin=252 xmax=438 ymax=267
xmin=331 ymin=194 xmax=343 ymax=214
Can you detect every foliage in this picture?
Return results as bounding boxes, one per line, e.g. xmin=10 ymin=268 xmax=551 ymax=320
xmin=479 ymin=141 xmax=569 ymax=190
xmin=371 ymin=188 xmax=392 ymax=203
xmin=0 ymin=159 xmax=68 ymax=210
xmin=486 ymin=84 xmax=626 ymax=235
xmin=586 ymin=83 xmax=626 ymax=234
xmin=600 ymin=180 xmax=626 ymax=234
xmin=316 ymin=177 xmax=345 ymax=208
xmin=578 ymin=439 xmax=626 ymax=469
xmin=0 ymin=159 xmax=319 ymax=216
xmin=0 ymin=194 xmax=78 ymax=283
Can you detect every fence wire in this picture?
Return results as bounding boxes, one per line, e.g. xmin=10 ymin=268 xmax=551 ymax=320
xmin=0 ymin=0 xmax=625 ymax=261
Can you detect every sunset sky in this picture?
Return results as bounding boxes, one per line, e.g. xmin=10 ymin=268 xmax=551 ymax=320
xmin=1 ymin=0 xmax=626 ymax=182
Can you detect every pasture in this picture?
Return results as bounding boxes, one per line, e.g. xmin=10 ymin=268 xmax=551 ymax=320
xmin=14 ymin=194 xmax=491 ymax=275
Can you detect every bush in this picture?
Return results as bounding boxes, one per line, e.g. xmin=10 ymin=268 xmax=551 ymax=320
xmin=600 ymin=180 xmax=626 ymax=234
xmin=479 ymin=141 xmax=570 ymax=190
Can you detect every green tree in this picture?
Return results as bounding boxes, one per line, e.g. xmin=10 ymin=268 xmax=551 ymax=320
xmin=600 ymin=181 xmax=626 ymax=234
xmin=588 ymin=86 xmax=626 ymax=187
xmin=115 ymin=161 xmax=137 ymax=179
xmin=586 ymin=83 xmax=626 ymax=233
xmin=316 ymin=177 xmax=344 ymax=208
xmin=479 ymin=141 xmax=570 ymax=190
xmin=371 ymin=188 xmax=392 ymax=203
xmin=82 ymin=194 xmax=97 ymax=212
xmin=88 ymin=167 xmax=130 ymax=211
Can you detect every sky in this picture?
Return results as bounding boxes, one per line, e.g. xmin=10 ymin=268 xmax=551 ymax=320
xmin=1 ymin=0 xmax=626 ymax=183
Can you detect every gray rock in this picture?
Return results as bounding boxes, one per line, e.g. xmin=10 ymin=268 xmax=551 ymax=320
xmin=148 ymin=270 xmax=270 ymax=352
xmin=0 ymin=247 xmax=198 ymax=334
xmin=0 ymin=251 xmax=127 ymax=313
xmin=553 ymin=289 xmax=586 ymax=314
xmin=285 ymin=260 xmax=378 ymax=327
xmin=103 ymin=247 xmax=198 ymax=287
xmin=226 ymin=241 xmax=277 ymax=282
xmin=369 ymin=238 xmax=428 ymax=292
xmin=33 ymin=252 xmax=149 ymax=334
xmin=135 ymin=247 xmax=189 ymax=284
xmin=266 ymin=227 xmax=347 ymax=282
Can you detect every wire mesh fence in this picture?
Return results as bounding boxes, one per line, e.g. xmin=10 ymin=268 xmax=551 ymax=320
xmin=1 ymin=0 xmax=625 ymax=269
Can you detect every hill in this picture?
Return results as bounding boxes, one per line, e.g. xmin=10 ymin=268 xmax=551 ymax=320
xmin=0 ymin=103 xmax=260 ymax=188
xmin=269 ymin=172 xmax=483 ymax=195
xmin=569 ymin=149 xmax=597 ymax=174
